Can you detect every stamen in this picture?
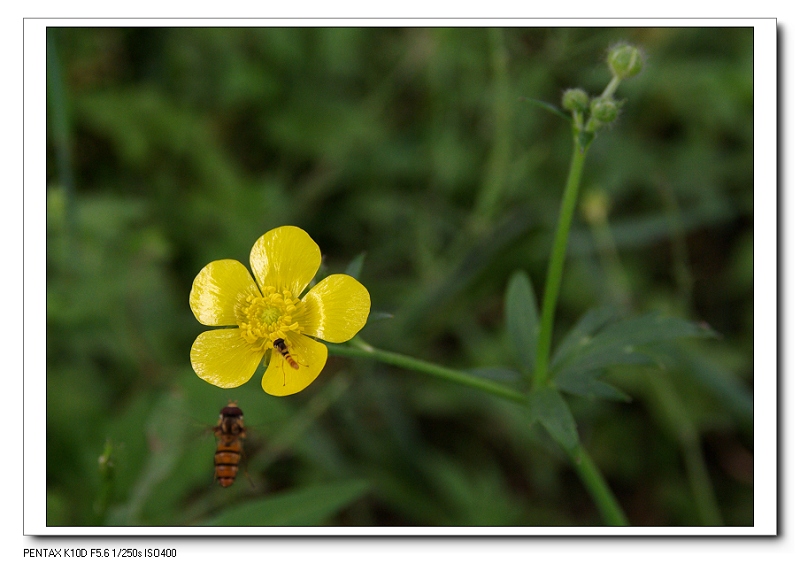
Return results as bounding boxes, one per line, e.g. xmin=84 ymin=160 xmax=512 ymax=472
xmin=235 ymin=289 xmax=304 ymax=352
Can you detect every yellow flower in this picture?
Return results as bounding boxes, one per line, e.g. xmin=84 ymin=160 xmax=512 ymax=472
xmin=189 ymin=226 xmax=371 ymax=396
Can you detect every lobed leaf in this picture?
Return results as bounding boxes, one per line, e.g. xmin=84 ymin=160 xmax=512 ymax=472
xmin=504 ymin=270 xmax=540 ymax=376
xmin=596 ymin=313 xmax=716 ymax=346
xmin=551 ymin=306 xmax=619 ymax=370
xmin=554 ymin=370 xmax=632 ymax=402
xmin=530 ymin=386 xmax=579 ymax=456
xmin=552 ymin=311 xmax=716 ymax=377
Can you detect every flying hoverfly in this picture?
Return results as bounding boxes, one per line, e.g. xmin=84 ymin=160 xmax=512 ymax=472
xmin=213 ymin=401 xmax=246 ymax=487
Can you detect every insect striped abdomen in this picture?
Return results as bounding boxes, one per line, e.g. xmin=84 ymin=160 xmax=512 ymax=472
xmin=213 ymin=403 xmax=246 ymax=487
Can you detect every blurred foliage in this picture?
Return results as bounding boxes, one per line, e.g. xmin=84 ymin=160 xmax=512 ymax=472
xmin=46 ymin=27 xmax=754 ymax=527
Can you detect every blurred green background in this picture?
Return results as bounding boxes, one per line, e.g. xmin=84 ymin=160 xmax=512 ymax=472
xmin=46 ymin=27 xmax=754 ymax=527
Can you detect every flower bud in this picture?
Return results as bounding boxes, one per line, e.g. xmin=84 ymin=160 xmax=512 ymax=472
xmin=607 ymin=43 xmax=644 ymax=80
xmin=590 ymin=97 xmax=619 ymax=124
xmin=562 ymin=88 xmax=589 ymax=114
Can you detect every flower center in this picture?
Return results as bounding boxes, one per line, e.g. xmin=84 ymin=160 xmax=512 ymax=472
xmin=236 ymin=286 xmax=303 ymax=352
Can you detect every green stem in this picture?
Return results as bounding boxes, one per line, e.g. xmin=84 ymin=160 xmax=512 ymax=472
xmin=600 ymin=75 xmax=621 ymax=99
xmin=327 ymin=342 xmax=527 ymax=405
xmin=534 ymin=139 xmax=589 ymax=389
xmin=572 ymin=445 xmax=629 ymax=525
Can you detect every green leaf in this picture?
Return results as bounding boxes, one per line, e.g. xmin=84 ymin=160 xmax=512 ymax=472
xmin=345 ymin=251 xmax=367 ymax=280
xmin=599 ymin=313 xmax=716 ymax=346
xmin=201 ymin=480 xmax=370 ymax=526
xmin=554 ymin=371 xmax=632 ymax=402
xmin=551 ymin=306 xmax=619 ymax=370
xmin=530 ymin=386 xmax=579 ymax=456
xmin=504 ymin=270 xmax=539 ymax=376
xmin=552 ymin=312 xmax=716 ymax=377
xmin=519 ymin=96 xmax=572 ymax=122
xmin=564 ymin=348 xmax=654 ymax=374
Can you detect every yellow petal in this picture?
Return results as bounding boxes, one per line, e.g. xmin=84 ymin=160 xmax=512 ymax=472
xmin=191 ymin=329 xmax=263 ymax=388
xmin=261 ymin=332 xmax=327 ymax=396
xmin=298 ymin=274 xmax=371 ymax=343
xmin=250 ymin=226 xmax=321 ymax=298
xmin=190 ymin=259 xmax=260 ymax=326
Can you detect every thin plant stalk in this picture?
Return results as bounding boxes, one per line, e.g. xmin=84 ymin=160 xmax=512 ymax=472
xmin=572 ymin=446 xmax=629 ymax=525
xmin=534 ymin=140 xmax=588 ymax=389
xmin=328 ymin=342 xmax=527 ymax=405
xmin=531 ymin=46 xmax=640 ymax=374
